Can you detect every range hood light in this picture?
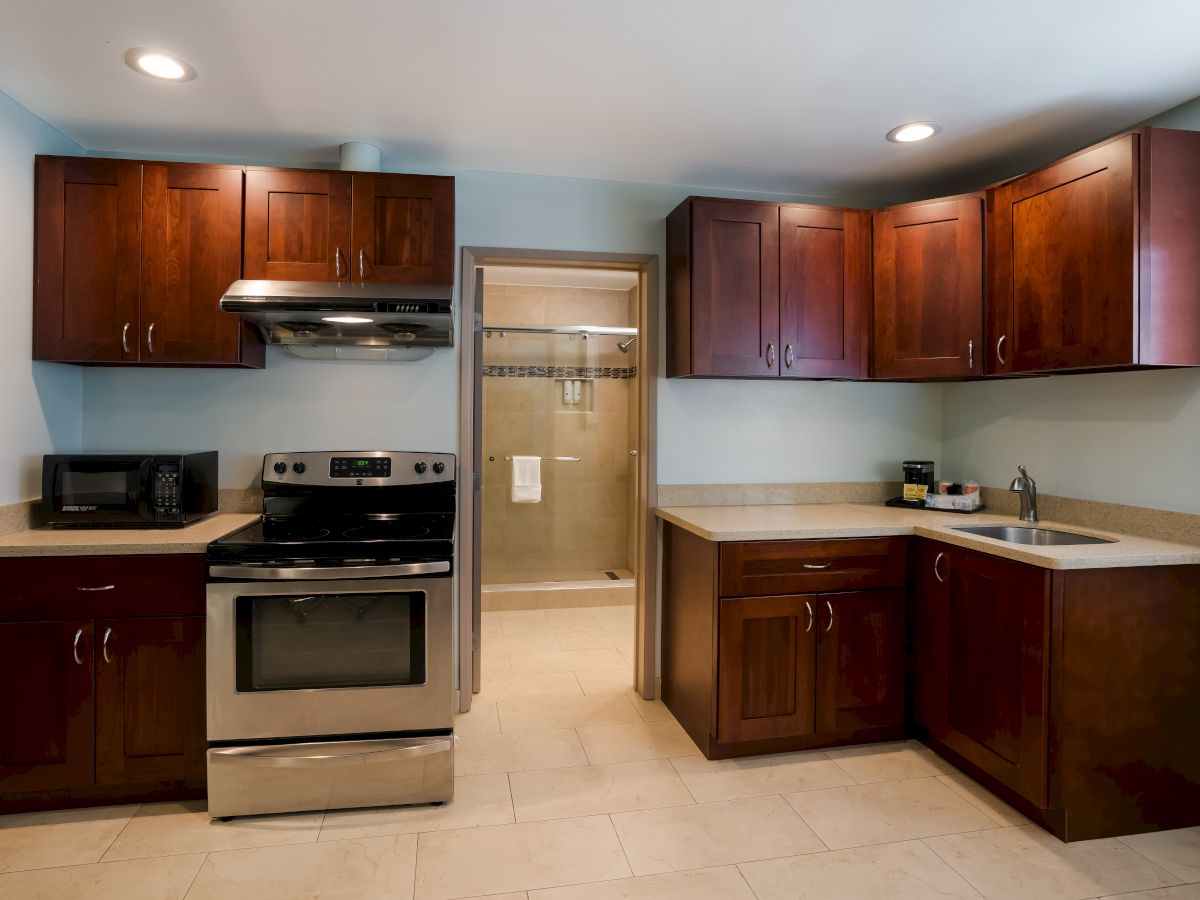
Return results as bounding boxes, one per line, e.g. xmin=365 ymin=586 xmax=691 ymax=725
xmin=322 ymin=315 xmax=375 ymax=324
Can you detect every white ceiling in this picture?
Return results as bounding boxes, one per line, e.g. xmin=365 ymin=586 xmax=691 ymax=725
xmin=3 ymin=0 xmax=1200 ymax=201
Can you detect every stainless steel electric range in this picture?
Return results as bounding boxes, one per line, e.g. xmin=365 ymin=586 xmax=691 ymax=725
xmin=204 ymin=450 xmax=455 ymax=818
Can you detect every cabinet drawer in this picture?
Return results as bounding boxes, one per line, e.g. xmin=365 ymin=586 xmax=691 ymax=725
xmin=719 ymin=538 xmax=907 ymax=597
xmin=0 ymin=555 xmax=206 ymax=621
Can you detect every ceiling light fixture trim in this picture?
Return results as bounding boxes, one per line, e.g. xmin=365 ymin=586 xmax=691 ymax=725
xmin=886 ymin=121 xmax=941 ymax=143
xmin=124 ymin=48 xmax=197 ymax=82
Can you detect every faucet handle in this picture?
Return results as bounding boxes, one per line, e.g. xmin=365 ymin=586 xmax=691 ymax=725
xmin=1017 ymin=464 xmax=1035 ymax=486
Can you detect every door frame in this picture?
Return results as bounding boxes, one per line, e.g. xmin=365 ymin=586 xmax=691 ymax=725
xmin=456 ymin=247 xmax=659 ymax=709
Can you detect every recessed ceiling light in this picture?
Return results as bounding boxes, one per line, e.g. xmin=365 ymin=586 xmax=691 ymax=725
xmin=124 ymin=48 xmax=196 ymax=82
xmin=886 ymin=122 xmax=941 ymax=143
xmin=322 ymin=316 xmax=374 ymax=324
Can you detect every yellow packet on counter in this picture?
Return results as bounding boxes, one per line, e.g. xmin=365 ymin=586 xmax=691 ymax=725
xmin=903 ymin=483 xmax=929 ymax=502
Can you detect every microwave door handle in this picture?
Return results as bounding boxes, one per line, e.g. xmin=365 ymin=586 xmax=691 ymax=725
xmin=209 ymin=738 xmax=453 ymax=768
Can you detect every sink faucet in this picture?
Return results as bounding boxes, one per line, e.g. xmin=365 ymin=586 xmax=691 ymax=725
xmin=1009 ymin=465 xmax=1038 ymax=523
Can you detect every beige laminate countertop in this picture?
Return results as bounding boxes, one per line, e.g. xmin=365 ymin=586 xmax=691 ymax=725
xmin=0 ymin=514 xmax=259 ymax=558
xmin=655 ymin=503 xmax=1200 ymax=570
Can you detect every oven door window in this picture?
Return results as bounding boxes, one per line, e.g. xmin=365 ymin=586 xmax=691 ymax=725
xmin=234 ymin=591 xmax=426 ymax=691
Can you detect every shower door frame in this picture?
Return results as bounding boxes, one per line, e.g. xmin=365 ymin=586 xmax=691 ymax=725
xmin=457 ymin=247 xmax=660 ymax=710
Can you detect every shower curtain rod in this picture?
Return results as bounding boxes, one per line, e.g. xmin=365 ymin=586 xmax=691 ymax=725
xmin=482 ymin=324 xmax=637 ymax=336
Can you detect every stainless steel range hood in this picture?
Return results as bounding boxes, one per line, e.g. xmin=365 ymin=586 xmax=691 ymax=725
xmin=221 ymin=281 xmax=453 ymax=358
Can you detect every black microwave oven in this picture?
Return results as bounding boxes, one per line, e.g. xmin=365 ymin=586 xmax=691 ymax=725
xmin=41 ymin=452 xmax=218 ymax=528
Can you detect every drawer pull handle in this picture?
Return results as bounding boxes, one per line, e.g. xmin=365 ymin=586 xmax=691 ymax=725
xmin=934 ymin=552 xmax=946 ymax=583
xmin=102 ymin=627 xmax=113 ymax=664
xmin=72 ymin=629 xmax=84 ymax=666
xmin=825 ymin=599 xmax=834 ymax=633
xmin=803 ymin=563 xmax=832 ymax=570
xmin=804 ymin=600 xmax=814 ymax=633
xmin=77 ymin=584 xmax=116 ymax=592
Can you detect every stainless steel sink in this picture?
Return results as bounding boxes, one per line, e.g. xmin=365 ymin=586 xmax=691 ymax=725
xmin=951 ymin=525 xmax=1116 ymax=546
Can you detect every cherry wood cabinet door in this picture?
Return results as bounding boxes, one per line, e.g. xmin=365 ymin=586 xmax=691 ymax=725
xmin=872 ymin=196 xmax=984 ymax=379
xmin=989 ymin=134 xmax=1136 ymax=373
xmin=0 ymin=621 xmax=94 ymax=793
xmin=944 ymin=549 xmax=1051 ymax=807
xmin=95 ymin=617 xmax=205 ymax=786
xmin=910 ymin=540 xmax=951 ymax=739
xmin=141 ymin=164 xmax=260 ymax=366
xmin=34 ymin=157 xmax=142 ymax=363
xmin=351 ymin=174 xmax=454 ymax=284
xmin=244 ymin=169 xmax=352 ymax=281
xmin=779 ymin=206 xmax=868 ymax=379
xmin=690 ymin=199 xmax=780 ymax=377
xmin=815 ymin=590 xmax=906 ymax=733
xmin=717 ymin=593 xmax=816 ymax=742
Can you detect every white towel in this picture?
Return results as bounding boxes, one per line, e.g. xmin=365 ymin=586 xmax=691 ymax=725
xmin=510 ymin=456 xmax=542 ymax=503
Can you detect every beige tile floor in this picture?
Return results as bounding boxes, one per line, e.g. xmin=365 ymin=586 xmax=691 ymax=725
xmin=1 ymin=605 xmax=1198 ymax=899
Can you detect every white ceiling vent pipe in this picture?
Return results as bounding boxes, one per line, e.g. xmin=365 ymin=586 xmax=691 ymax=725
xmin=340 ymin=141 xmax=382 ymax=172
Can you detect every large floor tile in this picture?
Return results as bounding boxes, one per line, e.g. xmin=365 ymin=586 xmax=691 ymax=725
xmin=1100 ymin=887 xmax=1200 ymax=900
xmin=670 ymin=750 xmax=854 ymax=803
xmin=414 ymin=816 xmax=631 ymax=900
xmin=480 ymin=672 xmax=584 ymax=700
xmin=186 ymin=834 xmax=417 ymax=900
xmin=482 ymin=653 xmax=515 ymax=677
xmin=628 ymin=695 xmax=675 ymax=723
xmin=574 ymin=668 xmax=638 ymax=695
xmin=510 ymin=648 xmax=628 ymax=674
xmin=612 ymin=795 xmax=825 ymax=875
xmin=0 ymin=804 xmax=137 ymax=873
xmin=502 ymin=612 xmax=602 ymax=635
xmin=579 ymin=720 xmax=698 ymax=765
xmin=925 ymin=824 xmax=1183 ymax=900
xmin=529 ymin=865 xmax=758 ymax=899
xmin=319 ymin=774 xmax=513 ymax=840
xmin=499 ymin=694 xmax=642 ymax=732
xmin=935 ymin=774 xmax=1030 ymax=827
xmin=555 ymin=630 xmax=634 ymax=651
xmin=1121 ymin=828 xmax=1200 ymax=883
xmin=739 ymin=840 xmax=984 ymax=900
xmin=457 ymin=729 xmax=588 ymax=775
xmin=0 ymin=853 xmax=205 ymax=900
xmin=510 ymin=759 xmax=693 ymax=821
xmin=455 ymin=698 xmax=501 ymax=736
xmin=101 ymin=801 xmax=322 ymax=860
xmin=482 ymin=633 xmax=563 ymax=656
xmin=824 ymin=740 xmax=957 ymax=783
xmin=784 ymin=777 xmax=996 ymax=850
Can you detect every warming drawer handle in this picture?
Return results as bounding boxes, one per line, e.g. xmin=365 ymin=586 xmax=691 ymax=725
xmin=209 ymin=739 xmax=452 ymax=769
xmin=207 ymin=561 xmax=451 ymax=581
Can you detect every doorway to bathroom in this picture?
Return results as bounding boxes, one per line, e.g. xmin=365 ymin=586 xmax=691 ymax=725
xmin=457 ymin=249 xmax=658 ymax=712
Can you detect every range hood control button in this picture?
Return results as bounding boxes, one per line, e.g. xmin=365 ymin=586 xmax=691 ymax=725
xmin=414 ymin=462 xmax=428 ymax=474
xmin=273 ymin=461 xmax=288 ymax=475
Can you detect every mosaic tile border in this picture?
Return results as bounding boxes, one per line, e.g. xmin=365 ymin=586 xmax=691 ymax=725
xmin=483 ymin=364 xmax=637 ymax=379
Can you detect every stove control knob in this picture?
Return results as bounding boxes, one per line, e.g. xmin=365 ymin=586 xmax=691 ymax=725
xmin=432 ymin=461 xmax=446 ymax=475
xmin=292 ymin=462 xmax=306 ymax=474
xmin=273 ymin=461 xmax=288 ymax=475
xmin=414 ymin=461 xmax=428 ymax=474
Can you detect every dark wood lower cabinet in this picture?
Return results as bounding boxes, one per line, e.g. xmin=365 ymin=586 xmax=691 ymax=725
xmin=816 ymin=590 xmax=906 ymax=734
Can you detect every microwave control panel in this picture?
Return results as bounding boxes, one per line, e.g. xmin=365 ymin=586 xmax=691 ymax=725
xmin=152 ymin=467 xmax=182 ymax=517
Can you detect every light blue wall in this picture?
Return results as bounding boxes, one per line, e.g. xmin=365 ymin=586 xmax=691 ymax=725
xmin=0 ymin=91 xmax=83 ymax=504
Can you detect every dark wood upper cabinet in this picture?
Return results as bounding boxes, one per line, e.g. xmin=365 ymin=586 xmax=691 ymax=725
xmin=779 ymin=206 xmax=869 ymax=378
xmin=872 ymin=195 xmax=984 ymax=379
xmin=34 ymin=158 xmax=141 ymax=363
xmin=989 ymin=127 xmax=1200 ymax=374
xmin=816 ymin=590 xmax=906 ymax=734
xmin=244 ymin=169 xmax=353 ymax=282
xmin=352 ymin=173 xmax=455 ymax=284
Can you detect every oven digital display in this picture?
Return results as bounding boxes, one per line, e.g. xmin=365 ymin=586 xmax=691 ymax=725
xmin=330 ymin=457 xmax=391 ymax=479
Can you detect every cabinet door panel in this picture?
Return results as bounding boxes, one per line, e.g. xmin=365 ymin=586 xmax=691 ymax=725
xmin=872 ymin=196 xmax=983 ymax=378
xmin=0 ymin=621 xmax=94 ymax=793
xmin=779 ymin=206 xmax=867 ymax=378
xmin=95 ymin=617 xmax=205 ymax=785
xmin=34 ymin=157 xmax=141 ymax=362
xmin=910 ymin=540 xmax=950 ymax=738
xmin=991 ymin=135 xmax=1136 ymax=373
xmin=816 ymin=590 xmax=905 ymax=733
xmin=691 ymin=200 xmax=780 ymax=376
xmin=351 ymin=174 xmax=454 ymax=284
xmin=142 ymin=164 xmax=254 ymax=365
xmin=244 ymin=170 xmax=352 ymax=281
xmin=718 ymin=594 xmax=815 ymax=742
xmin=944 ymin=551 xmax=1050 ymax=806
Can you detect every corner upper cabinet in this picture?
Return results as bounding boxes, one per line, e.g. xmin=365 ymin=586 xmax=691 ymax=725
xmin=244 ymin=169 xmax=353 ymax=282
xmin=352 ymin=173 xmax=455 ymax=284
xmin=872 ymin=195 xmax=984 ymax=379
xmin=988 ymin=127 xmax=1200 ymax=374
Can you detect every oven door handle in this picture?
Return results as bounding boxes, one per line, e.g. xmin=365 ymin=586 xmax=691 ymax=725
xmin=209 ymin=738 xmax=453 ymax=768
xmin=207 ymin=561 xmax=451 ymax=580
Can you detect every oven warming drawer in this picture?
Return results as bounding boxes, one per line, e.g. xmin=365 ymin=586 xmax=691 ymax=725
xmin=207 ymin=735 xmax=454 ymax=817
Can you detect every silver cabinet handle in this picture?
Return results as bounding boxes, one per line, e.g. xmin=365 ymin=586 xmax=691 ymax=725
xmin=805 ymin=600 xmax=814 ymax=633
xmin=996 ymin=334 xmax=1007 ymax=366
xmin=803 ymin=562 xmax=832 ymax=570
xmin=968 ymin=339 xmax=974 ymax=370
xmin=147 ymin=322 xmax=156 ymax=356
xmin=102 ymin=627 xmax=112 ymax=664
xmin=784 ymin=343 xmax=794 ymax=369
xmin=72 ymin=628 xmax=84 ymax=666
xmin=766 ymin=342 xmax=776 ymax=369
xmin=825 ymin=600 xmax=834 ymax=633
xmin=76 ymin=584 xmax=115 ymax=592
xmin=335 ymin=247 xmax=344 ymax=278
xmin=359 ymin=248 xmax=366 ymax=280
xmin=934 ymin=551 xmax=946 ymax=583
xmin=121 ymin=322 xmax=131 ymax=355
